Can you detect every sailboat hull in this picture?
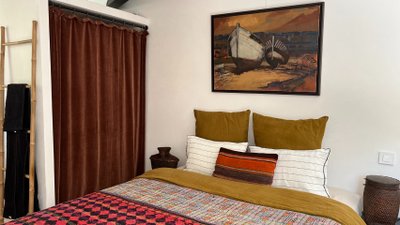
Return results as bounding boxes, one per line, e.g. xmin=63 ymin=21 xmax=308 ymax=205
xmin=265 ymin=38 xmax=289 ymax=69
xmin=232 ymin=57 xmax=263 ymax=72
xmin=228 ymin=25 xmax=264 ymax=72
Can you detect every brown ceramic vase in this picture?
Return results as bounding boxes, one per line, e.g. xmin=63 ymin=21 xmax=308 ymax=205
xmin=150 ymin=147 xmax=179 ymax=169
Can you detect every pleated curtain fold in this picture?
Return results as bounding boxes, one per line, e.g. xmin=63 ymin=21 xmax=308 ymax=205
xmin=49 ymin=7 xmax=147 ymax=203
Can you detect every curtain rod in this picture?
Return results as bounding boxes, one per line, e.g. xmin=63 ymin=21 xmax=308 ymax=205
xmin=49 ymin=1 xmax=148 ymax=31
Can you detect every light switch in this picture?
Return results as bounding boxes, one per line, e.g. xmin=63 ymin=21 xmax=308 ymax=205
xmin=378 ymin=152 xmax=396 ymax=166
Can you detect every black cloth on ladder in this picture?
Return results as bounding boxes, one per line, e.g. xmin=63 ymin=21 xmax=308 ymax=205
xmin=4 ymin=132 xmax=39 ymax=218
xmin=3 ymin=84 xmax=30 ymax=131
xmin=3 ymin=84 xmax=39 ymax=219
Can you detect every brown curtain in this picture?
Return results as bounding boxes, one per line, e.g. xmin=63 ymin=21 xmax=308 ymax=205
xmin=49 ymin=7 xmax=147 ymax=203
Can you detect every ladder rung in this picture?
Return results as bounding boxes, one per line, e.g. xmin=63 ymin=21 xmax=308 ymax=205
xmin=2 ymin=39 xmax=32 ymax=46
xmin=0 ymin=84 xmax=31 ymax=89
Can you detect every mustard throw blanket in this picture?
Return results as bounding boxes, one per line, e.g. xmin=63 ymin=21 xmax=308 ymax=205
xmin=140 ymin=168 xmax=365 ymax=225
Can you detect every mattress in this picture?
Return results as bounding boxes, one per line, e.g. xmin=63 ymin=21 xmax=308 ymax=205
xmin=7 ymin=168 xmax=365 ymax=225
xmin=328 ymin=186 xmax=362 ymax=215
xmin=179 ymin=165 xmax=363 ymax=215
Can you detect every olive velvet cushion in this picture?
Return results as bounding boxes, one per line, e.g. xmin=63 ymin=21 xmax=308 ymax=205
xmin=253 ymin=113 xmax=328 ymax=150
xmin=194 ymin=110 xmax=250 ymax=142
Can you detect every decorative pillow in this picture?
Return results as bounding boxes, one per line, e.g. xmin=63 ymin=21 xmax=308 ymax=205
xmin=253 ymin=113 xmax=329 ymax=150
xmin=213 ymin=148 xmax=278 ymax=185
xmin=185 ymin=136 xmax=247 ymax=175
xmin=194 ymin=109 xmax=251 ymax=142
xmin=250 ymin=146 xmax=331 ymax=197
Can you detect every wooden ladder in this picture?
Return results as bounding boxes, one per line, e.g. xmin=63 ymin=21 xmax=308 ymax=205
xmin=0 ymin=20 xmax=38 ymax=223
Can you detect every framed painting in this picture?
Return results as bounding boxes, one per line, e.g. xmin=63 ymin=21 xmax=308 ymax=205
xmin=211 ymin=2 xmax=324 ymax=95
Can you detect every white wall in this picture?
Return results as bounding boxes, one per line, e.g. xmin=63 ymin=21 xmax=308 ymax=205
xmin=122 ymin=0 xmax=400 ymax=195
xmin=0 ymin=0 xmax=55 ymax=209
xmin=0 ymin=0 xmax=37 ymax=84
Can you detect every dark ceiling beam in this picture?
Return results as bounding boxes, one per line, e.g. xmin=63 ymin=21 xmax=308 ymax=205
xmin=107 ymin=0 xmax=128 ymax=8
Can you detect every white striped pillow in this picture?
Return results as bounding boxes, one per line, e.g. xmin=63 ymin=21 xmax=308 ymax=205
xmin=249 ymin=146 xmax=330 ymax=197
xmin=185 ymin=136 xmax=248 ymax=175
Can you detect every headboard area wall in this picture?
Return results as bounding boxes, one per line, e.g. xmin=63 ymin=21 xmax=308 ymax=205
xmin=121 ymin=0 xmax=400 ymax=196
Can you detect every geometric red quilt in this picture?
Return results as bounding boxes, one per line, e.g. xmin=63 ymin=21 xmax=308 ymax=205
xmin=7 ymin=192 xmax=203 ymax=225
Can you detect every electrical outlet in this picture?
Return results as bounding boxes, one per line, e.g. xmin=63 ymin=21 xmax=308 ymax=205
xmin=378 ymin=152 xmax=396 ymax=166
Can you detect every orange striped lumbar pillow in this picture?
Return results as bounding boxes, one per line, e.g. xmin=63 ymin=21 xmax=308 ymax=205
xmin=213 ymin=148 xmax=278 ymax=185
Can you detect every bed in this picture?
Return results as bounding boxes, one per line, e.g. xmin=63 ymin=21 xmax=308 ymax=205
xmin=8 ymin=168 xmax=365 ymax=225
xmin=9 ymin=110 xmax=366 ymax=224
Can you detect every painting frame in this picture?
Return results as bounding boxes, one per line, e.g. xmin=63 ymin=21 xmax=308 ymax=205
xmin=211 ymin=2 xmax=324 ymax=95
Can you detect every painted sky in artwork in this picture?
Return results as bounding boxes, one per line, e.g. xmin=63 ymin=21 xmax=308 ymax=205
xmin=213 ymin=6 xmax=321 ymax=35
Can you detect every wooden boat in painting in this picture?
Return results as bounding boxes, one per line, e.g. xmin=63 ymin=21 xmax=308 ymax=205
xmin=228 ymin=23 xmax=264 ymax=72
xmin=265 ymin=36 xmax=289 ymax=69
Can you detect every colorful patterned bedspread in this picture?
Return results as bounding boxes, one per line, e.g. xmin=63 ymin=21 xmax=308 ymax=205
xmin=8 ymin=178 xmax=340 ymax=225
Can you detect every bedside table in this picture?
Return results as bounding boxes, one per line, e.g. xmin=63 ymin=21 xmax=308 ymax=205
xmin=363 ymin=175 xmax=400 ymax=225
xmin=150 ymin=147 xmax=179 ymax=169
